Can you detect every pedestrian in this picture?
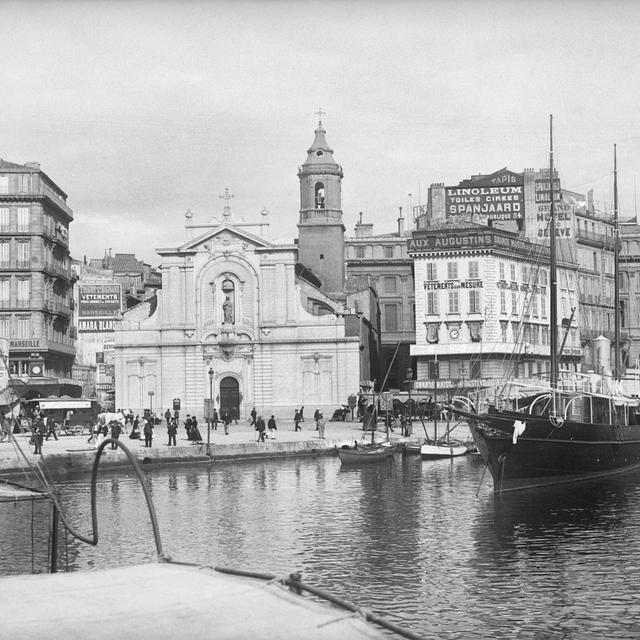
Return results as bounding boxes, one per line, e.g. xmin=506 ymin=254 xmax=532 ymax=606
xmin=189 ymin=416 xmax=203 ymax=441
xmin=313 ymin=408 xmax=320 ymax=430
xmin=133 ymin=414 xmax=139 ymax=433
xmin=0 ymin=416 xmax=10 ymax=443
xmin=223 ymin=411 xmax=231 ymax=435
xmin=212 ymin=408 xmax=219 ymax=430
xmin=32 ymin=419 xmax=44 ymax=455
xmin=299 ymin=406 xmax=305 ymax=422
xmin=255 ymin=415 xmax=266 ymax=442
xmin=96 ymin=424 xmax=109 ymax=449
xmin=392 ymin=414 xmax=401 ymax=433
xmin=167 ymin=418 xmax=177 ymax=446
xmin=267 ymin=415 xmax=277 ymax=439
xmin=317 ymin=412 xmax=326 ymax=439
xmin=129 ymin=420 xmax=140 ymax=439
xmin=250 ymin=407 xmax=257 ymax=427
xmin=294 ymin=409 xmax=301 ymax=431
xmin=63 ymin=409 xmax=73 ymax=432
xmin=185 ymin=414 xmax=193 ymax=439
xmin=165 ymin=408 xmax=171 ymax=426
xmin=110 ymin=420 xmax=122 ymax=450
xmin=230 ymin=406 xmax=238 ymax=424
xmin=143 ymin=418 xmax=153 ymax=448
xmin=45 ymin=416 xmax=59 ymax=441
xmin=88 ymin=419 xmax=100 ymax=444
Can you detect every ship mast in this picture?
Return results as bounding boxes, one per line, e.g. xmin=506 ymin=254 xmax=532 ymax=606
xmin=548 ymin=115 xmax=558 ymax=403
xmin=614 ymin=143 xmax=621 ymax=379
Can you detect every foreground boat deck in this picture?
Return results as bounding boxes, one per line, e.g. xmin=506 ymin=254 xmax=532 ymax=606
xmin=3 ymin=562 xmax=390 ymax=639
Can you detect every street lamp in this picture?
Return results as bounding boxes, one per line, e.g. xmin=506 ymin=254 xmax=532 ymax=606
xmin=148 ymin=390 xmax=154 ymax=417
xmin=207 ymin=367 xmax=214 ymax=456
xmin=405 ymin=368 xmax=413 ymax=437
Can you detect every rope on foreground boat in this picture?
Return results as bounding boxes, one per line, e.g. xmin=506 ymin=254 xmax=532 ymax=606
xmin=40 ymin=438 xmax=167 ymax=561
xmin=214 ymin=565 xmax=425 ymax=640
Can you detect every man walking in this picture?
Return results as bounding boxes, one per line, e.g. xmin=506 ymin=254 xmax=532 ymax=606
xmin=255 ymin=415 xmax=266 ymax=442
xmin=167 ymin=418 xmax=177 ymax=446
xmin=143 ymin=418 xmax=153 ymax=448
xmin=110 ymin=420 xmax=122 ymax=450
xmin=317 ymin=412 xmax=326 ymax=439
xmin=294 ymin=409 xmax=301 ymax=432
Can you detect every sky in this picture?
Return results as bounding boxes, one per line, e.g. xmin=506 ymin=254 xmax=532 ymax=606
xmin=3 ymin=0 xmax=640 ymax=265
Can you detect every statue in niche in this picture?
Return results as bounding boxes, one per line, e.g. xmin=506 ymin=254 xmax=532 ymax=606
xmin=223 ymin=295 xmax=234 ymax=324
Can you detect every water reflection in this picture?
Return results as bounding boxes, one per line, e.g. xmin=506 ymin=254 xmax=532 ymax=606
xmin=2 ymin=456 xmax=640 ymax=638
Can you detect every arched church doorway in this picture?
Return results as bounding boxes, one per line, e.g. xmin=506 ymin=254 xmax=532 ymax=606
xmin=220 ymin=376 xmax=240 ymax=418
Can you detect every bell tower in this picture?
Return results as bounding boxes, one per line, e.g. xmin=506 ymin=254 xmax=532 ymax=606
xmin=297 ymin=110 xmax=345 ymax=294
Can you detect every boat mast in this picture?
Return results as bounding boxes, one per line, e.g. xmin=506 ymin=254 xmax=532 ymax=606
xmin=548 ymin=115 xmax=559 ymax=405
xmin=614 ymin=143 xmax=621 ymax=380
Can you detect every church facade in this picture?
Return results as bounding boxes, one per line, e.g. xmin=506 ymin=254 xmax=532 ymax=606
xmin=114 ymin=121 xmax=371 ymax=420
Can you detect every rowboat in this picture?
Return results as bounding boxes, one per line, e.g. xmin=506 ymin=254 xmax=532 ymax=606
xmin=338 ymin=441 xmax=396 ymax=464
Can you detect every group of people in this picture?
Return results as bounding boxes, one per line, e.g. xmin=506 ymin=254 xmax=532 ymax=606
xmin=253 ymin=413 xmax=278 ymax=442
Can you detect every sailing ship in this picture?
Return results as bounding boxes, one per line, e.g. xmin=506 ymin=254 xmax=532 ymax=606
xmin=451 ymin=117 xmax=640 ymax=493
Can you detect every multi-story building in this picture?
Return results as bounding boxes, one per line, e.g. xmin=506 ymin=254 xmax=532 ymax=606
xmin=345 ymin=211 xmax=415 ymax=388
xmin=0 ymin=158 xmax=78 ymax=398
xmin=72 ymin=252 xmax=162 ymax=406
xmin=620 ymin=218 xmax=640 ymax=367
xmin=409 ymin=221 xmax=562 ymax=397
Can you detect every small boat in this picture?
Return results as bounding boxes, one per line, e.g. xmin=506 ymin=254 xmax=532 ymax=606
xmin=338 ymin=441 xmax=396 ymax=464
xmin=420 ymin=441 xmax=468 ymax=460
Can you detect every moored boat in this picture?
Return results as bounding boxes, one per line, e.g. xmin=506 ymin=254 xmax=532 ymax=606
xmin=420 ymin=441 xmax=468 ymax=460
xmin=338 ymin=441 xmax=396 ymax=463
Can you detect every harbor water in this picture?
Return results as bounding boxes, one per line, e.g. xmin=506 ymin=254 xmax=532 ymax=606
xmin=2 ymin=452 xmax=640 ymax=639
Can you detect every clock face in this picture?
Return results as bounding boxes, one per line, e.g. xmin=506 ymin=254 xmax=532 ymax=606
xmin=449 ymin=329 xmax=459 ymax=340
xmin=31 ymin=364 xmax=42 ymax=376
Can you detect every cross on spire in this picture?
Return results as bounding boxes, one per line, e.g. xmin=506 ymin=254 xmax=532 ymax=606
xmin=315 ymin=107 xmax=325 ymax=125
xmin=219 ymin=187 xmax=235 ymax=218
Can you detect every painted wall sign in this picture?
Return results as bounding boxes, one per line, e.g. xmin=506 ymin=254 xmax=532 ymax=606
xmin=78 ymin=319 xmax=115 ymax=333
xmin=78 ymin=284 xmax=122 ymax=317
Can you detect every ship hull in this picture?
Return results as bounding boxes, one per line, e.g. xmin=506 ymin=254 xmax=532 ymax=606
xmin=455 ymin=408 xmax=640 ymax=493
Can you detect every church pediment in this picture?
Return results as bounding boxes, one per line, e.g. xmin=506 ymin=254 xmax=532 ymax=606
xmin=178 ymin=224 xmax=275 ymax=255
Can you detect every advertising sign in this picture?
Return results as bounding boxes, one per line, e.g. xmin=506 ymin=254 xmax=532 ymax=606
xmin=78 ymin=284 xmax=122 ymax=317
xmin=78 ymin=319 xmax=115 ymax=333
xmin=445 ymin=169 xmax=524 ymax=220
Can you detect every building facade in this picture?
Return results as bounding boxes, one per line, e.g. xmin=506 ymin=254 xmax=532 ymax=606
xmin=0 ymin=158 xmax=78 ymax=398
xmin=345 ymin=210 xmax=415 ymax=389
xmin=114 ymin=122 xmax=374 ymax=419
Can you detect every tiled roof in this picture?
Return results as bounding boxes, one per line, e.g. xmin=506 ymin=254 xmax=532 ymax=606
xmin=111 ymin=254 xmax=142 ymax=272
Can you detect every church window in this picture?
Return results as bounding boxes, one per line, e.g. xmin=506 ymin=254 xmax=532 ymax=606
xmin=314 ymin=182 xmax=325 ymax=209
xmin=384 ymin=246 xmax=393 ymax=258
xmin=383 ymin=276 xmax=397 ymax=294
xmin=356 ymin=247 xmax=365 ymax=259
xmin=383 ymin=304 xmax=398 ymax=331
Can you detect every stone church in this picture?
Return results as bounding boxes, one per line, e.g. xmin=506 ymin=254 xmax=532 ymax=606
xmin=114 ymin=119 xmax=378 ymax=419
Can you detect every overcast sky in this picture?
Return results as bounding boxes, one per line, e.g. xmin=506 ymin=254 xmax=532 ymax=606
xmin=3 ymin=0 xmax=640 ymax=265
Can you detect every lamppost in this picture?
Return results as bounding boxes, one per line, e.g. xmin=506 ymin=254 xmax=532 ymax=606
xmin=207 ymin=367 xmax=214 ymax=456
xmin=405 ymin=368 xmax=413 ymax=437
xmin=148 ymin=390 xmax=154 ymax=417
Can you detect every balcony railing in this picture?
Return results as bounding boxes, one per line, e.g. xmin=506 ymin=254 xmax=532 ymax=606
xmin=576 ymin=227 xmax=615 ymax=248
